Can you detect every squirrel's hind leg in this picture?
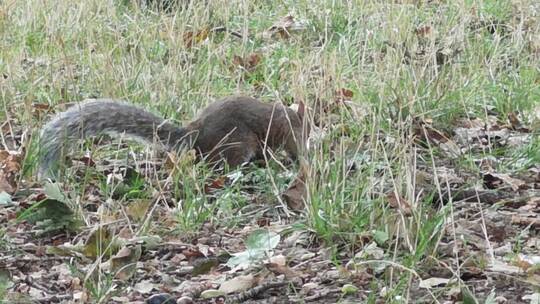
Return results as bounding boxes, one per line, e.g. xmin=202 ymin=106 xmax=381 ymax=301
xmin=207 ymin=134 xmax=258 ymax=168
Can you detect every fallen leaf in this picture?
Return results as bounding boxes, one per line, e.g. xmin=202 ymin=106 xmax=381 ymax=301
xmin=218 ymin=274 xmax=255 ymax=294
xmin=0 ymin=150 xmax=22 ymax=194
xmin=282 ymin=166 xmax=308 ymax=210
xmin=268 ymin=254 xmax=286 ymax=266
xmin=483 ymin=173 xmax=526 ymax=191
xmin=205 ymin=175 xmax=227 ymax=193
xmin=0 ymin=191 xmax=11 ymax=205
xmin=126 ymin=199 xmax=152 ymax=221
xmin=134 ymin=280 xmax=157 ymax=294
xmin=32 ymin=103 xmax=51 ymax=118
xmin=0 ymin=176 xmax=15 ymax=194
xmin=191 ymin=257 xmax=219 ymax=276
xmin=266 ymin=262 xmax=300 ymax=279
xmin=265 ymin=15 xmax=306 ymax=39
xmin=507 ymin=112 xmax=529 ymax=132
xmin=83 ymin=227 xmax=115 ymax=259
xmin=419 ymin=277 xmax=450 ymax=289
xmin=146 ymin=293 xmax=175 ymax=304
xmin=415 ymin=25 xmax=433 ymax=38
xmin=183 ymin=27 xmax=210 ymax=48
xmin=385 ymin=192 xmax=412 ymax=216
xmin=111 ymin=244 xmax=142 ymax=281
xmin=522 ymin=292 xmax=540 ymax=303
xmin=511 ymin=215 xmax=540 ymax=228
xmin=73 ymin=155 xmax=96 ymax=168
xmin=227 ymin=229 xmax=280 ymax=271
xmin=489 ymin=259 xmax=522 ymax=274
xmin=341 ymin=284 xmax=358 ymax=295
xmin=200 ymin=289 xmax=226 ymax=299
xmin=336 ymin=88 xmax=353 ymax=101
xmin=519 ymin=197 xmax=540 ymax=212
xmin=231 ymin=53 xmax=262 ymax=72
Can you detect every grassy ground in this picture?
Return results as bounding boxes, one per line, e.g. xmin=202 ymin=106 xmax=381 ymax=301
xmin=1 ymin=0 xmax=539 ymax=303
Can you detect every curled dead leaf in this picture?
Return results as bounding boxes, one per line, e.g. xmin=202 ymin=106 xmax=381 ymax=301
xmin=507 ymin=112 xmax=529 ymax=132
xmin=415 ymin=25 xmax=433 ymax=38
xmin=265 ymin=15 xmax=306 ymax=39
xmin=111 ymin=244 xmax=142 ymax=281
xmin=483 ymin=173 xmax=526 ymax=191
xmin=205 ymin=175 xmax=227 ymax=194
xmin=0 ymin=150 xmax=22 ymax=194
xmin=231 ymin=53 xmax=262 ymax=72
xmin=385 ymin=192 xmax=412 ymax=216
xmin=266 ymin=262 xmax=301 ymax=280
xmin=419 ymin=277 xmax=449 ymax=289
xmin=282 ymin=166 xmax=308 ymax=210
xmin=32 ymin=103 xmax=52 ymax=119
xmin=511 ymin=215 xmax=540 ymax=228
xmin=218 ymin=274 xmax=255 ymax=294
xmin=183 ymin=27 xmax=210 ymax=48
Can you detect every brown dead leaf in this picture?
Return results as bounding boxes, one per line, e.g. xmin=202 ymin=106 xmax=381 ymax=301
xmin=191 ymin=257 xmax=219 ymax=276
xmin=336 ymin=88 xmax=353 ymax=100
xmin=483 ymin=173 xmax=527 ymax=191
xmin=205 ymin=175 xmax=227 ymax=194
xmin=415 ymin=25 xmax=433 ymax=38
xmin=459 ymin=118 xmax=486 ymax=129
xmin=413 ymin=118 xmax=451 ymax=144
xmin=413 ymin=118 xmax=462 ymax=157
xmin=32 ymin=103 xmax=52 ymax=119
xmin=164 ymin=149 xmax=196 ymax=172
xmin=73 ymin=155 xmax=96 ymax=168
xmin=183 ymin=27 xmax=210 ymax=48
xmin=385 ymin=192 xmax=412 ymax=216
xmin=83 ymin=227 xmax=114 ymax=259
xmin=32 ymin=103 xmax=51 ymax=112
xmin=265 ymin=15 xmax=306 ymax=39
xmin=218 ymin=274 xmax=255 ymax=294
xmin=320 ymin=88 xmax=354 ymax=114
xmin=231 ymin=53 xmax=262 ymax=72
xmin=511 ymin=215 xmax=540 ymax=228
xmin=514 ymin=254 xmax=534 ymax=272
xmin=0 ymin=175 xmax=15 ymax=194
xmin=419 ymin=277 xmax=450 ymax=289
xmin=0 ymin=151 xmax=21 ymax=173
xmin=0 ymin=150 xmax=22 ymax=194
xmin=257 ymin=217 xmax=271 ymax=227
xmin=519 ymin=197 xmax=540 ymax=212
xmin=507 ymin=112 xmax=529 ymax=132
xmin=126 ymin=199 xmax=151 ymax=221
xmin=111 ymin=244 xmax=142 ymax=281
xmin=282 ymin=167 xmax=308 ymax=210
xmin=267 ymin=15 xmax=295 ymax=39
xmin=0 ymin=151 xmax=9 ymax=162
xmin=266 ymin=262 xmax=301 ymax=280
xmin=182 ymin=247 xmax=205 ymax=260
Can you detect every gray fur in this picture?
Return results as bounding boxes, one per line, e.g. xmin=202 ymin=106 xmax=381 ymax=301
xmin=38 ymin=99 xmax=188 ymax=179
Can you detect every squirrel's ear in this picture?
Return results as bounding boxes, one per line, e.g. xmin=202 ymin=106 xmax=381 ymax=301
xmin=296 ymin=100 xmax=306 ymax=120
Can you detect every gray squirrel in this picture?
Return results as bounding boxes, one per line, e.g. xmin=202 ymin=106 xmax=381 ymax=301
xmin=38 ymin=95 xmax=307 ymax=178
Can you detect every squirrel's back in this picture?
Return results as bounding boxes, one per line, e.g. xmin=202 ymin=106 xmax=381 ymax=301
xmin=38 ymin=99 xmax=187 ymax=178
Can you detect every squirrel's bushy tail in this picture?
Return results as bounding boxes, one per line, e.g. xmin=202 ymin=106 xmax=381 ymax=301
xmin=38 ymin=99 xmax=189 ymax=179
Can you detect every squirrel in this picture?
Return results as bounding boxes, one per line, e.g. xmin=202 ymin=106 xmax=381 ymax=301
xmin=38 ymin=95 xmax=307 ymax=179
